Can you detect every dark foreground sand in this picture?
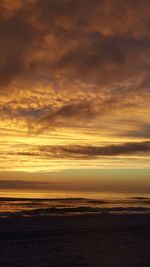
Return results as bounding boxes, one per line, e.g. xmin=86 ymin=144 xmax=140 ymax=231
xmin=0 ymin=214 xmax=150 ymax=267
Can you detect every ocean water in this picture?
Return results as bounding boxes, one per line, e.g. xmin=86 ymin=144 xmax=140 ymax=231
xmin=0 ymin=190 xmax=150 ymax=217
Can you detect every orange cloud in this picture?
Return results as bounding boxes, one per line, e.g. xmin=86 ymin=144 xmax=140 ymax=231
xmin=0 ymin=0 xmax=149 ymax=173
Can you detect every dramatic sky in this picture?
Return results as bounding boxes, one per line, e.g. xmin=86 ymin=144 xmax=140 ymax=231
xmin=0 ymin=0 xmax=149 ymax=193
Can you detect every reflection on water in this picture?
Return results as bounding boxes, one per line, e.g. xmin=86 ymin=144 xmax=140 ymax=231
xmin=0 ymin=189 xmax=150 ymax=217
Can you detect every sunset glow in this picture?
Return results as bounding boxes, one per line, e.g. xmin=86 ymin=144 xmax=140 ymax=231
xmin=0 ymin=0 xmax=149 ymax=194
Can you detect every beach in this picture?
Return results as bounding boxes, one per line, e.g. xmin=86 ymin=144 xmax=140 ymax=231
xmin=0 ymin=197 xmax=150 ymax=267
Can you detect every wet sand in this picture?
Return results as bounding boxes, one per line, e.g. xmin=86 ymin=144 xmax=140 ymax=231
xmin=0 ymin=214 xmax=150 ymax=267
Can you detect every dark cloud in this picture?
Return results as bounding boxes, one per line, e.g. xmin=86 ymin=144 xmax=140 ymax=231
xmin=42 ymin=141 xmax=150 ymax=158
xmin=0 ymin=0 xmax=149 ymax=91
xmin=2 ymin=141 xmax=149 ymax=160
xmin=120 ymin=123 xmax=150 ymax=139
xmin=16 ymin=141 xmax=150 ymax=159
xmin=36 ymin=97 xmax=119 ymax=129
xmin=0 ymin=180 xmax=62 ymax=190
xmin=56 ymin=34 xmax=150 ymax=87
xmin=0 ymin=1 xmax=40 ymax=89
xmin=0 ymin=0 xmax=149 ymax=133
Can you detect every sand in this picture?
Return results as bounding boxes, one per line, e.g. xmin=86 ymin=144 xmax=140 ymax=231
xmin=0 ymin=213 xmax=150 ymax=267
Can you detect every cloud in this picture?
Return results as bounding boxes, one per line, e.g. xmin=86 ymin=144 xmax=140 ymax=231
xmin=0 ymin=179 xmax=63 ymax=190
xmin=0 ymin=1 xmax=40 ymax=89
xmin=120 ymin=123 xmax=150 ymax=139
xmin=0 ymin=0 xmax=149 ymax=172
xmin=0 ymin=0 xmax=149 ymax=96
xmin=15 ymin=141 xmax=149 ymax=159
xmin=34 ymin=96 xmax=120 ymax=130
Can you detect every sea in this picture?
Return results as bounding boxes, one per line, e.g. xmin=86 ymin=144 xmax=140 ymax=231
xmin=0 ymin=189 xmax=150 ymax=217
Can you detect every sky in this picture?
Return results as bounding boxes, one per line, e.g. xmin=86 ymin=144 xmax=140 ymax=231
xmin=0 ymin=0 xmax=150 ymax=194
